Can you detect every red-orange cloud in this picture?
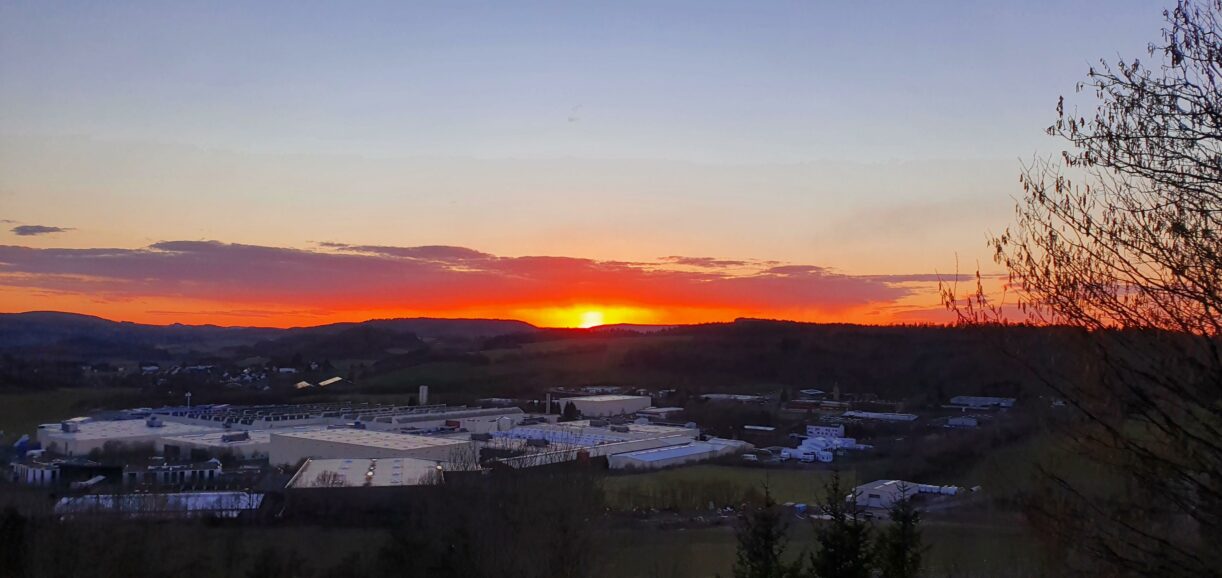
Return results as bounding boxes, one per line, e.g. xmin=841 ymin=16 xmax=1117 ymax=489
xmin=0 ymin=241 xmax=962 ymax=327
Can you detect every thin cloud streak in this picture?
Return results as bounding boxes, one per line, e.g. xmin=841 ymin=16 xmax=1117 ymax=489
xmin=11 ymin=225 xmax=73 ymax=236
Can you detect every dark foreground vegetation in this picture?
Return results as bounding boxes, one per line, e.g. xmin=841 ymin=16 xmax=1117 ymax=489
xmin=0 ymin=463 xmax=1038 ymax=578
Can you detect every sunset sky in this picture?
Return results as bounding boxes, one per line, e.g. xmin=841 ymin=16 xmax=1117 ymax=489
xmin=0 ymin=1 xmax=1165 ymax=327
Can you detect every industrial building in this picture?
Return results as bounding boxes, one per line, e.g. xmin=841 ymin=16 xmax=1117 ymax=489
xmin=123 ymin=458 xmax=222 ymax=486
xmin=9 ymin=455 xmax=118 ymax=488
xmin=852 ymin=479 xmax=960 ymax=509
xmin=11 ymin=459 xmax=62 ymax=486
xmin=636 ymin=406 xmax=684 ymax=419
xmin=492 ymin=420 xmax=696 ymax=446
xmin=806 ymin=424 xmax=845 ymax=438
xmin=268 ymin=428 xmax=474 ymax=465
xmin=854 ymin=480 xmax=917 ymax=509
xmin=157 ymin=428 xmax=297 ymax=459
xmin=287 ymin=457 xmax=445 ymax=488
xmin=946 ymin=416 xmax=979 ymax=428
xmin=701 ymin=393 xmax=768 ymax=403
xmin=560 ymin=395 xmax=652 ymax=417
xmin=607 ymin=438 xmax=750 ymax=470
xmin=949 ymin=396 xmax=1016 ymax=409
xmin=36 ymin=417 xmax=223 ymax=456
xmin=363 ymin=406 xmax=525 ymax=434
xmin=488 ymin=420 xmax=700 ymax=468
xmin=841 ymin=411 xmax=918 ymax=422
xmin=154 ymin=400 xmax=525 ymax=434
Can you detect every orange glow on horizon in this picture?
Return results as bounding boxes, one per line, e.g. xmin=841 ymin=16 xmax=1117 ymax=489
xmin=578 ymin=310 xmax=605 ymax=328
xmin=522 ymin=305 xmax=661 ymax=328
xmin=0 ymin=277 xmax=1014 ymax=329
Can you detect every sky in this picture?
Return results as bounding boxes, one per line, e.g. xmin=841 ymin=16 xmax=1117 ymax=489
xmin=0 ymin=1 xmax=1170 ymax=327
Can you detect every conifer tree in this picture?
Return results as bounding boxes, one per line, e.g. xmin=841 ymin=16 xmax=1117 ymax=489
xmin=732 ymin=487 xmax=798 ymax=578
xmin=807 ymin=471 xmax=871 ymax=578
xmin=874 ymin=484 xmax=925 ymax=578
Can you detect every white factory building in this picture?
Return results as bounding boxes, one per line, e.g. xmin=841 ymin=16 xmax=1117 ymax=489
xmin=608 ymin=438 xmax=750 ymax=470
xmin=157 ymin=427 xmax=321 ymax=459
xmin=946 ymin=416 xmax=979 ymax=429
xmin=363 ymin=407 xmax=526 ymax=434
xmin=489 ymin=420 xmax=705 ymax=468
xmin=560 ymin=395 xmax=652 ymax=417
xmin=493 ymin=420 xmax=697 ymax=446
xmin=949 ymin=396 xmax=1016 ymax=409
xmin=806 ymin=424 xmax=845 ymax=438
xmin=268 ymin=428 xmax=474 ymax=465
xmin=841 ymin=411 xmax=918 ymax=422
xmin=852 ymin=479 xmax=960 ymax=509
xmin=36 ymin=418 xmax=223 ymax=456
xmin=287 ymin=457 xmax=446 ymax=488
xmin=636 ymin=406 xmax=684 ymax=419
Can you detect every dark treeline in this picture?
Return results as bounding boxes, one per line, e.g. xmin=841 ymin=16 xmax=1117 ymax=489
xmin=0 ymin=465 xmax=605 ymax=578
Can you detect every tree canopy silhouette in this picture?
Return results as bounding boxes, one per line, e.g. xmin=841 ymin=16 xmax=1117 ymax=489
xmin=947 ymin=2 xmax=1221 ymax=575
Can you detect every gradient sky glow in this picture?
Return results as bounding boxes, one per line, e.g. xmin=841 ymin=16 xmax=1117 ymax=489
xmin=0 ymin=1 xmax=1169 ymax=327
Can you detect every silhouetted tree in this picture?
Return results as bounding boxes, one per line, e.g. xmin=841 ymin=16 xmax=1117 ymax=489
xmin=320 ymin=553 xmax=366 ymax=578
xmin=0 ymin=507 xmax=28 ymax=578
xmin=246 ymin=546 xmax=309 ymax=578
xmin=731 ymin=487 xmax=799 ymax=578
xmin=560 ymin=401 xmax=581 ymax=422
xmin=946 ymin=2 xmax=1221 ymax=576
xmin=873 ymin=485 xmax=925 ymax=578
xmin=807 ymin=472 xmax=871 ymax=578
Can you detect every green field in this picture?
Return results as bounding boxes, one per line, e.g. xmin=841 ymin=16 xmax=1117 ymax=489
xmin=0 ymin=388 xmax=138 ymax=444
xmin=605 ymin=519 xmax=1039 ymax=578
xmin=601 ymin=464 xmax=1040 ymax=576
xmin=603 ymin=464 xmax=859 ymax=510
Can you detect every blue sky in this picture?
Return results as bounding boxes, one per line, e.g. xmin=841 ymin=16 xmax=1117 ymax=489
xmin=1 ymin=1 xmax=1163 ymax=162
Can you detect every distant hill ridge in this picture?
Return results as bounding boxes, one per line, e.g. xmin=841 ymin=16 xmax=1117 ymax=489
xmin=0 ymin=311 xmax=540 ymax=354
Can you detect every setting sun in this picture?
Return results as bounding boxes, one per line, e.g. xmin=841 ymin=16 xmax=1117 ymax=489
xmin=578 ymin=310 xmax=605 ymax=328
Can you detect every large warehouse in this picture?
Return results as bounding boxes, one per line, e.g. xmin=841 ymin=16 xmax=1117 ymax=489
xmin=157 ymin=426 xmax=324 ymax=459
xmin=37 ymin=418 xmax=222 ymax=456
xmin=607 ymin=438 xmax=750 ymax=470
xmin=268 ymin=428 xmax=474 ymax=465
xmin=287 ymin=457 xmax=444 ymax=488
xmin=561 ymin=395 xmax=652 ymax=417
xmin=363 ymin=407 xmax=525 ymax=434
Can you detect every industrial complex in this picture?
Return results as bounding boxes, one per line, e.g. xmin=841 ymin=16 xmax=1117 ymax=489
xmin=8 ymin=385 xmax=999 ymax=521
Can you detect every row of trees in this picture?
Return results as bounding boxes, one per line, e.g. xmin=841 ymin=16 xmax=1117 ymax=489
xmin=730 ymin=473 xmax=924 ymax=578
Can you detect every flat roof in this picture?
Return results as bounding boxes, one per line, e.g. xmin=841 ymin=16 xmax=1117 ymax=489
xmin=949 ymin=396 xmax=1016 ymax=406
xmin=551 ymin=421 xmax=693 ymax=437
xmin=160 ymin=426 xmax=322 ymax=447
xmin=389 ymin=407 xmax=523 ymax=424
xmin=842 ymin=411 xmax=919 ymax=422
xmin=568 ymin=395 xmax=649 ymax=402
xmin=615 ymin=442 xmax=715 ymax=462
xmin=271 ymin=428 xmax=471 ymax=451
xmin=39 ymin=420 xmax=223 ymax=441
xmin=289 ymin=457 xmax=443 ymax=488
